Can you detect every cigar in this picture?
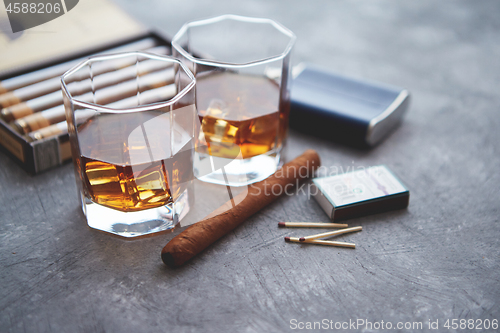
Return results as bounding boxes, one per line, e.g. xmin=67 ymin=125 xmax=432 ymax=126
xmin=13 ymin=68 xmax=175 ymax=134
xmin=161 ymin=150 xmax=321 ymax=267
xmin=26 ymin=121 xmax=68 ymax=142
xmin=298 ymin=226 xmax=362 ymax=242
xmin=284 ymin=237 xmax=356 ymax=248
xmin=26 ymin=84 xmax=177 ymax=141
xmin=5 ymin=54 xmax=171 ymax=124
xmin=278 ymin=222 xmax=349 ymax=228
xmin=0 ymin=38 xmax=157 ymax=98
xmin=1 ymin=45 xmax=170 ymax=121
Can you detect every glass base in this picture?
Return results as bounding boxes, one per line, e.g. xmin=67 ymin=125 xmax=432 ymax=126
xmin=195 ymin=150 xmax=281 ymax=187
xmin=81 ymin=187 xmax=191 ymax=238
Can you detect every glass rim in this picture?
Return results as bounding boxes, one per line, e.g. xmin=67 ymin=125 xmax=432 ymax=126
xmin=171 ymin=14 xmax=296 ymax=68
xmin=60 ymin=51 xmax=196 ymax=114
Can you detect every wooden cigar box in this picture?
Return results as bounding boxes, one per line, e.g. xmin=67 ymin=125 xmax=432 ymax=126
xmin=0 ymin=0 xmax=172 ymax=174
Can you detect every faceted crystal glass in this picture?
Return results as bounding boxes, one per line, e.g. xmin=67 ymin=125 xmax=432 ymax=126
xmin=172 ymin=15 xmax=296 ymax=186
xmin=62 ymin=52 xmax=196 ymax=237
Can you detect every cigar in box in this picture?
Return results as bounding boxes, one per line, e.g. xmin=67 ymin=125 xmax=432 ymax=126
xmin=26 ymin=84 xmax=177 ymax=141
xmin=0 ymin=38 xmax=158 ymax=110
xmin=1 ymin=45 xmax=170 ymax=122
xmin=11 ymin=62 xmax=175 ymax=134
xmin=0 ymin=30 xmax=176 ymax=174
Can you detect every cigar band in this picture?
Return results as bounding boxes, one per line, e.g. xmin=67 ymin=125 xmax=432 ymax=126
xmin=6 ymin=102 xmax=35 ymax=120
xmin=30 ymin=125 xmax=63 ymax=141
xmin=19 ymin=113 xmax=51 ymax=133
xmin=0 ymin=91 xmax=22 ymax=108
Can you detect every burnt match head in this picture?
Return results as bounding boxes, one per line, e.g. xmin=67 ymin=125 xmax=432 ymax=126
xmin=299 ymin=237 xmax=306 ymax=242
xmin=278 ymin=222 xmax=286 ymax=228
xmin=284 ymin=237 xmax=291 ymax=242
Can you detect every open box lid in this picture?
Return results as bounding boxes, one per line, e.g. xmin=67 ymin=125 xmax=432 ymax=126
xmin=0 ymin=0 xmax=146 ymax=76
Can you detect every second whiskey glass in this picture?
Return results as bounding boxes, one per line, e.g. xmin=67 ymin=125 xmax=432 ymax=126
xmin=172 ymin=15 xmax=296 ymax=186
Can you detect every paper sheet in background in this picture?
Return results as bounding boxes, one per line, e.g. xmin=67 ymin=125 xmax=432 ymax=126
xmin=0 ymin=0 xmax=145 ymax=75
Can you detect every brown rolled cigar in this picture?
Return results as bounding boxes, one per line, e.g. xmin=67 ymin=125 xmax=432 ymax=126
xmin=0 ymin=46 xmax=170 ymax=121
xmin=12 ymin=68 xmax=175 ymax=134
xmin=4 ymin=54 xmax=171 ymax=123
xmin=26 ymin=84 xmax=177 ymax=141
xmin=161 ymin=150 xmax=321 ymax=267
xmin=0 ymin=38 xmax=157 ymax=96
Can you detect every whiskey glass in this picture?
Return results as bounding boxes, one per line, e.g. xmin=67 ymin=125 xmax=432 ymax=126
xmin=172 ymin=15 xmax=296 ymax=186
xmin=62 ymin=52 xmax=196 ymax=237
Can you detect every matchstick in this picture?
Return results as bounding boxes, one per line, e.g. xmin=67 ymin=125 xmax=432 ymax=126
xmin=278 ymin=222 xmax=348 ymax=228
xmin=284 ymin=237 xmax=355 ymax=248
xmin=1 ymin=46 xmax=170 ymax=121
xmin=0 ymin=38 xmax=157 ymax=96
xmin=298 ymin=226 xmax=362 ymax=242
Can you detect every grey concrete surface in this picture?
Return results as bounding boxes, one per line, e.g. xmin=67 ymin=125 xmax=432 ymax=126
xmin=1 ymin=0 xmax=499 ymax=332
